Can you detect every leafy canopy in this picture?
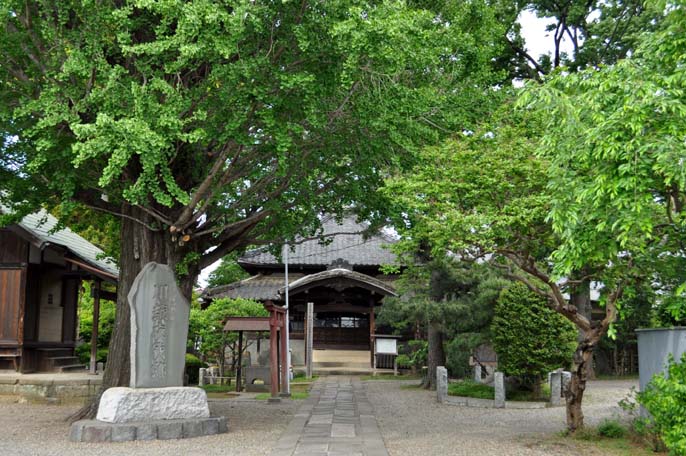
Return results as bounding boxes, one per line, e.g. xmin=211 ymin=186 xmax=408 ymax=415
xmin=520 ymin=0 xmax=686 ymax=315
xmin=0 ymin=0 xmax=506 ymax=273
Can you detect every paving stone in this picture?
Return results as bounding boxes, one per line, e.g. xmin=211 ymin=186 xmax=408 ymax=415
xmin=269 ymin=376 xmax=389 ymax=456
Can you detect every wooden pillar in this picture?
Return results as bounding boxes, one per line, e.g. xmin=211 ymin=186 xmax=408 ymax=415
xmin=236 ymin=331 xmax=243 ymax=392
xmin=280 ymin=314 xmax=290 ymax=396
xmin=306 ymin=302 xmax=313 ymax=379
xmin=269 ymin=317 xmax=279 ymax=398
xmin=369 ymin=298 xmax=375 ymax=368
xmin=89 ymin=279 xmax=101 ymax=375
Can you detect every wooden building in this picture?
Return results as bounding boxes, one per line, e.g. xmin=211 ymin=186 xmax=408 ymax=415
xmin=0 ymin=209 xmax=118 ymax=373
xmin=202 ymin=216 xmax=399 ymax=366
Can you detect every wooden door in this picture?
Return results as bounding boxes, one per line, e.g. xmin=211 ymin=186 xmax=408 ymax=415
xmin=0 ymin=267 xmax=25 ymax=345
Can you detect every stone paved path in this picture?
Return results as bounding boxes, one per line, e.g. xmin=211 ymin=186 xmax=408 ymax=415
xmin=270 ymin=376 xmax=388 ymax=456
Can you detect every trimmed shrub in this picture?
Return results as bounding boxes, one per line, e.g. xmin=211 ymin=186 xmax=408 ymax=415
xmin=491 ymin=283 xmax=577 ymax=392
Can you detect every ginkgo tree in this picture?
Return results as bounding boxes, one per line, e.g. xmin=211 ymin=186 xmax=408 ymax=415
xmin=0 ymin=0 xmax=504 ymax=416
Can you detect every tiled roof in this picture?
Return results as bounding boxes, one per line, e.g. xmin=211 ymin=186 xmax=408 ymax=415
xmin=10 ymin=209 xmax=119 ymax=280
xmin=239 ymin=215 xmax=398 ymax=267
xmin=203 ymin=271 xmax=398 ymax=302
xmin=202 ymin=273 xmax=304 ymax=301
xmin=285 ymin=268 xmax=397 ymax=297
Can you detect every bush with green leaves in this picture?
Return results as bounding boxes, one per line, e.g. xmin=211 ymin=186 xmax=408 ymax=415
xmin=638 ymin=353 xmax=686 ymax=455
xmin=597 ymin=419 xmax=626 ymax=439
xmin=76 ymin=282 xmax=116 ymax=363
xmin=491 ymin=283 xmax=577 ymax=392
xmin=396 ymin=340 xmax=427 ymax=372
xmin=188 ymin=297 xmax=268 ymax=376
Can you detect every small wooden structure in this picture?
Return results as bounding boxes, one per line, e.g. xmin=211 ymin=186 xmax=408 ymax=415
xmin=372 ymin=334 xmax=401 ymax=375
xmin=0 ymin=209 xmax=118 ymax=373
xmin=203 ymin=215 xmax=400 ymax=367
xmin=223 ymin=300 xmax=288 ymax=399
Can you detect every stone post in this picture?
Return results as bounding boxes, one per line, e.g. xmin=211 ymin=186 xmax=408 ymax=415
xmin=436 ymin=366 xmax=448 ymax=403
xmin=549 ymin=372 xmax=562 ymax=406
xmin=198 ymin=368 xmax=206 ymax=387
xmin=473 ymin=364 xmax=482 ymax=383
xmin=306 ymin=302 xmax=314 ymax=379
xmin=494 ymin=372 xmax=505 ymax=408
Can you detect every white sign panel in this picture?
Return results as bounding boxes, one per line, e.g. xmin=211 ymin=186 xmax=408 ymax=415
xmin=375 ymin=338 xmax=398 ymax=355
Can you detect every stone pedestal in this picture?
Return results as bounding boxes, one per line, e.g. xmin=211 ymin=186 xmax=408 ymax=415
xmin=436 ymin=366 xmax=448 ymax=403
xmin=70 ymin=386 xmax=225 ymax=442
xmin=96 ymin=387 xmax=210 ymax=423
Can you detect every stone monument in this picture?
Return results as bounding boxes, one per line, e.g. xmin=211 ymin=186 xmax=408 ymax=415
xmin=70 ymin=262 xmax=227 ymax=442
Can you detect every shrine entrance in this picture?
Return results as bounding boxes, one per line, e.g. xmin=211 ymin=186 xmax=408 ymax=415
xmin=285 ymin=268 xmax=397 ymax=356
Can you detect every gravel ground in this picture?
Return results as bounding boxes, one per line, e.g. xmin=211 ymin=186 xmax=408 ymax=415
xmin=366 ymin=379 xmax=638 ymax=456
xmin=0 ymin=397 xmax=298 ymax=456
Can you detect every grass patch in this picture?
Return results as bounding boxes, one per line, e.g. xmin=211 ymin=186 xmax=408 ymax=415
xmin=291 ymin=374 xmax=318 ymax=383
xmin=360 ymin=374 xmax=421 ymax=381
xmin=200 ymin=383 xmax=234 ymax=393
xmin=448 ymin=381 xmax=494 ymax=399
xmin=507 ymin=383 xmax=550 ymax=402
xmin=255 ymin=391 xmax=309 ymax=400
xmin=550 ymin=422 xmax=660 ymax=456
xmin=448 ymin=381 xmax=551 ymax=402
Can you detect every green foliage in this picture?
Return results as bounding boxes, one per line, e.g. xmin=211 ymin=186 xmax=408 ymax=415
xmin=448 ymin=380 xmax=494 ymax=399
xmin=189 ymin=297 xmax=267 ymax=371
xmin=0 ymin=0 xmax=506 ymax=280
xmin=521 ymin=1 xmax=686 ymax=316
xmin=185 ymin=353 xmax=206 ymax=385
xmin=638 ymin=353 xmax=686 ymax=455
xmin=206 ymin=253 xmax=249 ymax=289
xmin=396 ymin=340 xmax=428 ymax=371
xmin=491 ymin=283 xmax=577 ymax=386
xmin=597 ymin=420 xmax=627 ymax=439
xmin=77 ymin=282 xmax=116 ymax=361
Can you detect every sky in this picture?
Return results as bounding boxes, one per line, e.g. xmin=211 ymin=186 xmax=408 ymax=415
xmin=197 ymin=10 xmax=571 ymax=289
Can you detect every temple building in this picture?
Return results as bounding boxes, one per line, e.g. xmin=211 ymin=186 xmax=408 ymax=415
xmin=0 ymin=209 xmax=118 ymax=373
xmin=201 ymin=215 xmax=400 ymax=368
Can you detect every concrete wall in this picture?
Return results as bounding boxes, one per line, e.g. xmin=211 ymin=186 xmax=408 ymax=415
xmin=637 ymin=327 xmax=686 ymax=392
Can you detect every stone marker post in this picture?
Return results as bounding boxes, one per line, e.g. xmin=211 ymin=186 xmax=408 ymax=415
xmin=550 ymin=372 xmax=562 ymax=406
xmin=436 ymin=366 xmax=448 ymax=403
xmin=306 ymin=301 xmax=314 ymax=379
xmin=494 ymin=372 xmax=505 ymax=408
xmin=473 ymin=364 xmax=482 ymax=383
xmin=72 ymin=263 xmax=227 ymax=443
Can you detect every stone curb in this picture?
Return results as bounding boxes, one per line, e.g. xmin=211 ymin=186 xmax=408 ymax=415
xmin=442 ymin=395 xmax=560 ymax=409
xmin=69 ymin=416 xmax=228 ymax=442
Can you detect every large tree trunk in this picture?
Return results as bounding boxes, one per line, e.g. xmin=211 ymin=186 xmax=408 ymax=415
xmin=72 ymin=206 xmax=198 ymax=420
xmin=571 ymin=278 xmax=595 ymax=379
xmin=565 ymin=329 xmax=603 ymax=433
xmin=423 ymin=321 xmax=445 ymax=390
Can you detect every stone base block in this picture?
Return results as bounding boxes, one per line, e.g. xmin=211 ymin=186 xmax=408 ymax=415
xmin=96 ymin=386 xmax=210 ymax=423
xmin=69 ymin=416 xmax=228 ymax=442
